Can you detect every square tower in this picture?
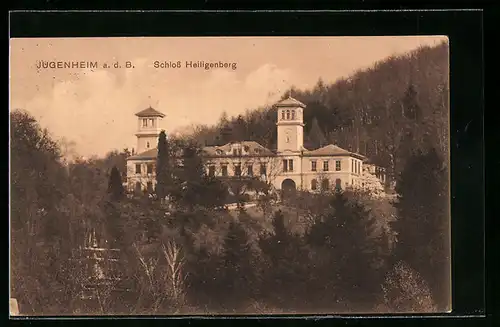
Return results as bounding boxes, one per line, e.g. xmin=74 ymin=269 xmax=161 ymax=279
xmin=134 ymin=106 xmax=165 ymax=154
xmin=275 ymin=97 xmax=306 ymax=153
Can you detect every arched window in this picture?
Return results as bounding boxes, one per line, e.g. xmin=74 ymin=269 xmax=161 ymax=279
xmin=335 ymin=178 xmax=342 ymax=191
xmin=291 ymin=110 xmax=296 ymax=120
xmin=281 ymin=111 xmax=285 ymax=120
xmin=286 ymin=110 xmax=290 ymax=119
xmin=321 ymin=179 xmax=329 ymax=191
xmin=311 ymin=179 xmax=318 ymax=191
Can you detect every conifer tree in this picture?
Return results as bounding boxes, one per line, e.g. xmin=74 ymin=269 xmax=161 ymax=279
xmin=391 ymin=147 xmax=449 ymax=310
xmin=105 ymin=166 xmax=125 ymax=248
xmin=307 ymin=191 xmax=383 ymax=308
xmin=221 ymin=220 xmax=255 ymax=306
xmin=258 ymin=210 xmax=309 ymax=307
xmin=177 ymin=142 xmax=206 ymax=209
xmin=107 ymin=166 xmax=124 ymax=201
xmin=155 ymin=130 xmax=170 ymax=201
xmin=307 ymin=116 xmax=327 ymax=149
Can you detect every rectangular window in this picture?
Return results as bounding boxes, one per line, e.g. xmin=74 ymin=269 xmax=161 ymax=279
xmin=351 ymin=159 xmax=354 ymax=173
xmin=221 ymin=165 xmax=228 ymax=177
xmin=149 ymin=119 xmax=155 ymax=127
xmin=260 ymin=163 xmax=267 ymax=176
xmin=335 ymin=160 xmax=341 ymax=171
xmin=147 ymin=163 xmax=153 ymax=174
xmin=247 ymin=164 xmax=253 ymax=177
xmin=311 ymin=160 xmax=317 ymax=171
xmin=235 ymin=164 xmax=242 ymax=176
xmin=208 ymin=165 xmax=215 ymax=177
xmin=135 ymin=164 xmax=141 ymax=174
xmin=142 ymin=119 xmax=148 ymax=127
xmin=288 ymin=159 xmax=294 ymax=172
xmin=283 ymin=159 xmax=288 ymax=172
xmin=323 ymin=160 xmax=329 ymax=172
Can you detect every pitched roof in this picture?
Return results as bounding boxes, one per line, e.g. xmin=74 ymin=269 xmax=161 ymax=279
xmin=304 ymin=144 xmax=366 ymax=159
xmin=135 ymin=107 xmax=166 ymax=118
xmin=127 ymin=148 xmax=158 ymax=160
xmin=203 ymin=141 xmax=274 ymax=157
xmin=274 ymin=96 xmax=306 ymax=108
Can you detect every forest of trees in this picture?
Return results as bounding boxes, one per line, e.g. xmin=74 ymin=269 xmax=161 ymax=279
xmin=10 ymin=42 xmax=450 ymax=315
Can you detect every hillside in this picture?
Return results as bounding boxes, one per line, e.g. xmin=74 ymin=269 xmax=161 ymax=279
xmin=187 ymin=41 xmax=449 ymax=182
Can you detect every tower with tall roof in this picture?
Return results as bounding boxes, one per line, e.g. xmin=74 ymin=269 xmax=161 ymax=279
xmin=134 ymin=106 xmax=166 ymax=154
xmin=275 ymin=96 xmax=306 ymax=154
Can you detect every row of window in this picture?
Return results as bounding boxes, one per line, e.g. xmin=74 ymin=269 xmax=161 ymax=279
xmin=136 ymin=163 xmax=155 ymax=174
xmin=351 ymin=159 xmax=362 ymax=174
xmin=142 ymin=118 xmax=156 ymax=128
xmin=214 ymin=147 xmax=263 ymax=156
xmin=281 ymin=109 xmax=297 ymax=120
xmin=311 ymin=178 xmax=343 ymax=191
xmin=136 ymin=160 xmax=356 ymax=175
xmin=310 ymin=159 xmax=342 ymax=172
xmin=208 ymin=163 xmax=267 ymax=178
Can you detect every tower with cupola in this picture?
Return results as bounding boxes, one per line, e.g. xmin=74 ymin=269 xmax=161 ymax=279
xmin=275 ymin=97 xmax=306 ymax=153
xmin=134 ymin=106 xmax=165 ymax=154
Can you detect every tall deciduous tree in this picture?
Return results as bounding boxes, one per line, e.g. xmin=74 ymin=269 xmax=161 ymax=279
xmin=10 ymin=110 xmax=71 ymax=314
xmin=391 ymin=147 xmax=450 ymax=311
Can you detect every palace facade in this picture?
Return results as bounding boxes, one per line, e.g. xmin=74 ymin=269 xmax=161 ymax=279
xmin=126 ymin=97 xmax=385 ymax=194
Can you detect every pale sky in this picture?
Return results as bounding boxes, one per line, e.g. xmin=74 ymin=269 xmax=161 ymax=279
xmin=10 ymin=36 xmax=447 ymax=157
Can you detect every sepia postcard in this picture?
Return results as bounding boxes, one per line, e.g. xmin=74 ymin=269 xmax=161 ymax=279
xmin=9 ymin=36 xmax=451 ymax=316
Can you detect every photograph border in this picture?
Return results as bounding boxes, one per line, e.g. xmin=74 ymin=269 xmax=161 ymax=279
xmin=8 ymin=9 xmax=486 ymax=325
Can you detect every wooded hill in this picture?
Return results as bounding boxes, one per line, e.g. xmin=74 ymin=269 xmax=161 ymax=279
xmin=188 ymin=41 xmax=449 ymax=183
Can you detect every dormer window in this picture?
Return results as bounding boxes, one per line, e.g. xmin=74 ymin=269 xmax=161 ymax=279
xmin=244 ymin=145 xmax=250 ymax=152
xmin=254 ymin=148 xmax=260 ymax=154
xmin=291 ymin=110 xmax=296 ymax=120
xmin=142 ymin=119 xmax=148 ymax=127
xmin=286 ymin=110 xmax=290 ymax=120
xmin=216 ymin=149 xmax=223 ymax=155
xmin=281 ymin=111 xmax=285 ymax=120
xmin=149 ymin=118 xmax=155 ymax=127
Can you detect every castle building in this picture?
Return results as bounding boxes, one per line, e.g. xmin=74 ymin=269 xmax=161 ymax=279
xmin=126 ymin=97 xmax=385 ymax=195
